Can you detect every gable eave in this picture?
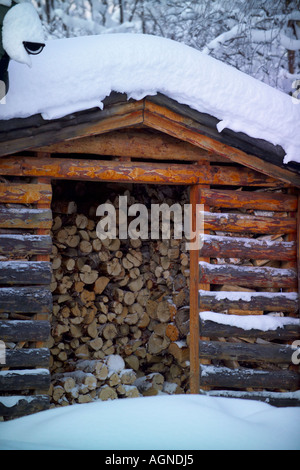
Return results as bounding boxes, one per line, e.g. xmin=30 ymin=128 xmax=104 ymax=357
xmin=0 ymin=92 xmax=300 ymax=188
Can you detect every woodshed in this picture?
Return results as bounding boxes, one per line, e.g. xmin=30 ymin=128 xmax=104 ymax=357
xmin=0 ymin=92 xmax=299 ymax=419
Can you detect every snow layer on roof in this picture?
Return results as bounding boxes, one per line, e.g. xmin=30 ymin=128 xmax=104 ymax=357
xmin=0 ymin=33 xmax=300 ymax=164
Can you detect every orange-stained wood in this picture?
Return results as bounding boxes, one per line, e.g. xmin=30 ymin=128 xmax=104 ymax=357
xmin=0 ymin=156 xmax=282 ymax=187
xmin=199 ymin=188 xmax=297 ymax=212
xmin=143 ymin=100 xmax=300 ymax=188
xmin=189 ymin=184 xmax=201 ymax=394
xmin=36 ymin=129 xmax=222 ymax=162
xmin=201 ymin=234 xmax=296 ymax=261
xmin=198 ymin=183 xmax=211 ymax=390
xmin=204 ymin=211 xmax=296 ymax=235
xmin=0 ymin=207 xmax=52 ymax=229
xmin=0 ymin=183 xmax=52 ymax=204
xmin=35 ymin=176 xmax=52 ymax=348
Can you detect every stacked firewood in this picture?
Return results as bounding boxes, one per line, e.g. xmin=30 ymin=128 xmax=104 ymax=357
xmin=48 ymin=184 xmax=190 ymax=406
xmin=49 ymin=354 xmax=184 ymax=406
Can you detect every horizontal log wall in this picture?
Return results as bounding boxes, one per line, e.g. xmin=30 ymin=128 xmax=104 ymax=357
xmin=0 ymin=287 xmax=53 ymax=315
xmin=0 ymin=321 xmax=51 ymax=343
xmin=0 ymin=396 xmax=50 ymax=418
xmin=199 ymin=340 xmax=297 ymax=364
xmin=0 ymin=207 xmax=52 ymax=229
xmin=0 ymin=261 xmax=52 ymax=285
xmin=0 ymin=234 xmax=52 ymax=256
xmin=201 ymin=234 xmax=296 ymax=261
xmin=199 ymin=313 xmax=300 ymax=341
xmin=0 ymin=181 xmax=52 ymax=419
xmin=0 ymin=369 xmax=51 ymax=391
xmin=5 ymin=348 xmax=50 ymax=368
xmin=199 ymin=291 xmax=298 ymax=313
xmin=199 ymin=261 xmax=297 ymax=289
xmin=198 ymin=185 xmax=300 ymax=393
xmin=200 ymin=365 xmax=300 ymax=391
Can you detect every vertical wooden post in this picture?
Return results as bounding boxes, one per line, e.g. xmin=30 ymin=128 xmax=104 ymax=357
xmin=34 ymin=174 xmax=52 ymax=349
xmin=284 ymin=188 xmax=298 ymax=316
xmin=189 ymin=184 xmax=200 ymax=394
xmin=189 ymin=160 xmax=211 ymax=395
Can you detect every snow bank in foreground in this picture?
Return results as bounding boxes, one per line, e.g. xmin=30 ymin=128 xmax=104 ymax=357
xmin=0 ymin=395 xmax=299 ymax=450
xmin=0 ymin=33 xmax=299 ymax=164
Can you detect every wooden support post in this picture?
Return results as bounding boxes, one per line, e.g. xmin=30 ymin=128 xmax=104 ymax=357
xmin=189 ymin=161 xmax=210 ymax=394
xmin=189 ymin=184 xmax=200 ymax=394
xmin=34 ymin=174 xmax=52 ymax=349
xmin=284 ymin=188 xmax=298 ymax=317
xmin=198 ymin=181 xmax=211 ymax=390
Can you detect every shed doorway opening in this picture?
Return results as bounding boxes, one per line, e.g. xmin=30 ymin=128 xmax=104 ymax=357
xmin=49 ymin=180 xmax=191 ymax=405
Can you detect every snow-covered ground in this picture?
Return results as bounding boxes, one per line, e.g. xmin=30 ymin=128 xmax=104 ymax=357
xmin=0 ymin=33 xmax=300 ymax=165
xmin=0 ymin=394 xmax=299 ymax=450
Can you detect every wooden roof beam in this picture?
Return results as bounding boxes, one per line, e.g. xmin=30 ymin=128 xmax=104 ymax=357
xmin=0 ymin=155 xmax=283 ymax=186
xmin=143 ymin=99 xmax=300 ymax=188
xmin=0 ymin=100 xmax=145 ymax=157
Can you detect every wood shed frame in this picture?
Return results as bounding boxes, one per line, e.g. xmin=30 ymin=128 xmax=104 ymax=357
xmin=0 ymin=92 xmax=299 ymax=418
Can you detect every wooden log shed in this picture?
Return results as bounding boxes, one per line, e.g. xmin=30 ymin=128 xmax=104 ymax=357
xmin=0 ymin=92 xmax=299 ymax=418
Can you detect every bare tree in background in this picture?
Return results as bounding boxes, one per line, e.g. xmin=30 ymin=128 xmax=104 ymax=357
xmin=33 ymin=0 xmax=300 ymax=94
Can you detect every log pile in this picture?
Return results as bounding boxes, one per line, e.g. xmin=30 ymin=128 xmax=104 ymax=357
xmin=49 ymin=184 xmax=190 ymax=406
xmin=49 ymin=353 xmax=184 ymax=406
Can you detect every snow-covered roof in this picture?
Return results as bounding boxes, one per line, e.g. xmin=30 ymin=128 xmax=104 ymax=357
xmin=0 ymin=33 xmax=299 ymax=165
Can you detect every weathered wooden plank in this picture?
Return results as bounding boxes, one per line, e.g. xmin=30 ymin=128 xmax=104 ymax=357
xmin=0 ymin=369 xmax=50 ymax=391
xmin=0 ymin=183 xmax=52 ymax=205
xmin=204 ymin=211 xmax=296 ymax=235
xmin=0 ymin=156 xmax=285 ymax=186
xmin=199 ymin=313 xmax=300 ymax=341
xmin=0 ymin=320 xmax=50 ymax=342
xmin=199 ymin=340 xmax=296 ymax=364
xmin=5 ymin=348 xmax=50 ymax=368
xmin=0 ymin=288 xmax=52 ymax=314
xmin=200 ymin=188 xmax=297 ymax=212
xmin=199 ymin=290 xmax=298 ymax=313
xmin=200 ymin=234 xmax=296 ymax=261
xmin=0 ymin=261 xmax=52 ymax=285
xmin=0 ymin=156 xmax=201 ymax=185
xmin=199 ymin=261 xmax=297 ymax=289
xmin=0 ymin=234 xmax=52 ymax=256
xmin=0 ymin=395 xmax=50 ymax=418
xmin=0 ymin=207 xmax=52 ymax=229
xmin=0 ymin=101 xmax=145 ymax=157
xmin=36 ymin=129 xmax=219 ymax=162
xmin=200 ymin=364 xmax=300 ymax=390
